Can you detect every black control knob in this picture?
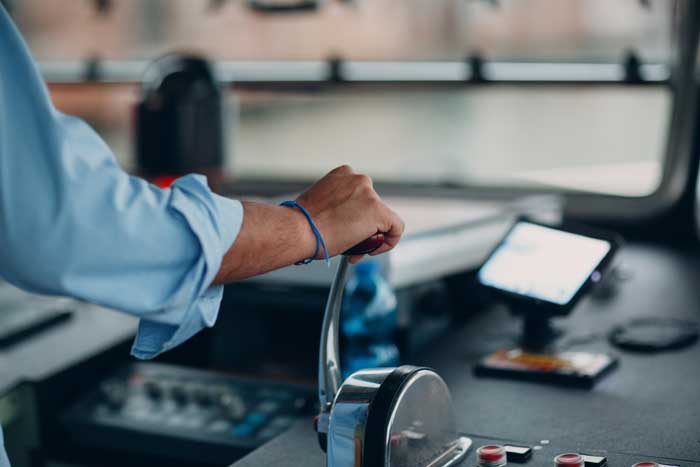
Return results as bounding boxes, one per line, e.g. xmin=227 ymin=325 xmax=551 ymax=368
xmin=143 ymin=381 xmax=164 ymax=401
xmin=100 ymin=380 xmax=127 ymax=410
xmin=170 ymin=385 xmax=189 ymax=406
xmin=191 ymin=385 xmax=212 ymax=407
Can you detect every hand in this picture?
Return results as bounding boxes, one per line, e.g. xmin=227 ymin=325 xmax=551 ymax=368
xmin=296 ymin=165 xmax=405 ymax=263
xmin=213 ymin=165 xmax=405 ymax=284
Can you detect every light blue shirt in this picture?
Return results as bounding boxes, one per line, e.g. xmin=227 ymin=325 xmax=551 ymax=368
xmin=0 ymin=6 xmax=243 ymax=465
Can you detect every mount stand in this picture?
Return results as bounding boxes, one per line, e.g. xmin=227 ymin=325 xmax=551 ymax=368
xmin=520 ymin=314 xmax=562 ymax=352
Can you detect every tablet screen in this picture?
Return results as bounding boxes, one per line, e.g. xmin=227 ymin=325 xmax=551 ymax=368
xmin=478 ymin=222 xmax=611 ymax=305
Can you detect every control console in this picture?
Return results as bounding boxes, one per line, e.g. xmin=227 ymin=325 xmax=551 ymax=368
xmin=61 ymin=363 xmax=317 ymax=465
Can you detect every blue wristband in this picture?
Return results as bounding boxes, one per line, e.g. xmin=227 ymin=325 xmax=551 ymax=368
xmin=280 ymin=200 xmax=331 ymax=266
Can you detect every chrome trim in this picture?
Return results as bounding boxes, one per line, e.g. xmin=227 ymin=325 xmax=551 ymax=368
xmin=217 ymin=60 xmax=328 ymax=83
xmin=328 ymin=367 xmax=471 ymax=467
xmin=485 ymin=62 xmax=668 ymax=83
xmin=317 ymin=256 xmax=350 ymax=424
xmin=342 ymin=61 xmax=470 ymax=82
xmin=484 ymin=62 xmax=623 ymax=82
xmin=424 ymin=437 xmax=473 ymax=467
xmin=39 ymin=59 xmax=669 ymax=85
xmin=327 ymin=368 xmax=394 ymax=467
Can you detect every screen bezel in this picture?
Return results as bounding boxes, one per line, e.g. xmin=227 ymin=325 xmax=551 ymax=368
xmin=477 ymin=217 xmax=621 ymax=316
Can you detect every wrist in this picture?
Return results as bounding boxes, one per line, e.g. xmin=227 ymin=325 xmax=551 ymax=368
xmin=282 ymin=204 xmax=318 ymax=261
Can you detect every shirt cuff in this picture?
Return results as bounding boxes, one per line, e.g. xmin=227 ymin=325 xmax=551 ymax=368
xmin=131 ymin=285 xmax=223 ymax=359
xmin=130 ymin=175 xmax=243 ymax=359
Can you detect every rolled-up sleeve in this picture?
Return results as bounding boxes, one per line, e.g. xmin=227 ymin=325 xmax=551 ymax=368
xmin=0 ymin=4 xmax=242 ymax=359
xmin=130 ymin=181 xmax=243 ymax=359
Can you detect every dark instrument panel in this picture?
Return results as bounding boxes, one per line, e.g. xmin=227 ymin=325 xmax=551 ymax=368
xmin=60 ymin=363 xmax=317 ymax=466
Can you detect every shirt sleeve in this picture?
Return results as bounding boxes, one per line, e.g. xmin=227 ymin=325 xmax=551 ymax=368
xmin=0 ymin=425 xmax=8 ymax=467
xmin=0 ymin=5 xmax=243 ymax=359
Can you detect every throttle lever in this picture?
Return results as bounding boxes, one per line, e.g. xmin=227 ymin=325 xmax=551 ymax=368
xmin=343 ymin=232 xmax=385 ymax=256
xmin=317 ymin=232 xmax=386 ymax=449
xmin=317 ymin=232 xmax=472 ymax=466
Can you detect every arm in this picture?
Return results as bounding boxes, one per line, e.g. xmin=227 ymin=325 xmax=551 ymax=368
xmin=0 ymin=5 xmax=403 ymax=359
xmin=0 ymin=6 xmax=240 ymax=358
xmin=213 ymin=201 xmax=317 ymax=283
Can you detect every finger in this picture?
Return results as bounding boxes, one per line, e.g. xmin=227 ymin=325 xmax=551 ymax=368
xmin=369 ymin=228 xmax=402 ymax=254
xmin=369 ymin=208 xmax=404 ymax=256
xmin=369 ymin=243 xmax=392 ymax=256
xmin=369 ymin=235 xmax=403 ymax=257
xmin=352 ymin=173 xmax=373 ymax=189
xmin=380 ymin=207 xmax=405 ymax=243
xmin=329 ymin=165 xmax=354 ymax=176
xmin=348 ymin=254 xmax=364 ymax=264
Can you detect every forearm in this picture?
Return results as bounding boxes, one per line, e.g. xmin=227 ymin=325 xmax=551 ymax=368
xmin=213 ymin=201 xmax=317 ymax=284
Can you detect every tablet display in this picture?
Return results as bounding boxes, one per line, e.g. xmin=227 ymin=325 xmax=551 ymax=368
xmin=478 ymin=221 xmax=612 ymax=306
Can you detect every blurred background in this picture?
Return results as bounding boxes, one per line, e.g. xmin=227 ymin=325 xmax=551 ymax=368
xmin=6 ymin=0 xmax=676 ymax=196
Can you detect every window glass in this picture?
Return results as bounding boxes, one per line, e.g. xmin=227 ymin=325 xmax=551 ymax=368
xmin=232 ymin=86 xmax=669 ymax=197
xmin=12 ymin=0 xmax=676 ymax=197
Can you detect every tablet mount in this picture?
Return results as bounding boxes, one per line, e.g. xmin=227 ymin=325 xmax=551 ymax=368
xmin=520 ymin=311 xmax=562 ymax=352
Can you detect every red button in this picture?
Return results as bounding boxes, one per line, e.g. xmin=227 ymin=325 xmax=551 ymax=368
xmin=554 ymin=453 xmax=583 ymax=467
xmin=152 ymin=175 xmax=178 ymax=188
xmin=478 ymin=445 xmax=506 ymax=463
xmin=632 ymin=463 xmax=658 ymax=467
xmin=389 ymin=432 xmax=403 ymax=448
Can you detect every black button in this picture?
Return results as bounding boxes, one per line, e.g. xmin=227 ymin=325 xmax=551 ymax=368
xmin=581 ymin=454 xmax=607 ymax=467
xmin=505 ymin=445 xmax=532 ymax=463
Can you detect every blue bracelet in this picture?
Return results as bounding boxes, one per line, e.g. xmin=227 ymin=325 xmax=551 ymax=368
xmin=280 ymin=200 xmax=330 ymax=266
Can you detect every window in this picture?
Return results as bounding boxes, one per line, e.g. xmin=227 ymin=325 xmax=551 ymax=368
xmin=10 ymin=0 xmax=679 ymax=198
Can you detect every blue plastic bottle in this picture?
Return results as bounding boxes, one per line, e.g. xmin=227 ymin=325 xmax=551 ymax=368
xmin=341 ymin=261 xmax=400 ymax=379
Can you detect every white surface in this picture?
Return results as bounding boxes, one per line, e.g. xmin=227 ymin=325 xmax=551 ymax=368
xmin=510 ymin=160 xmax=662 ymax=197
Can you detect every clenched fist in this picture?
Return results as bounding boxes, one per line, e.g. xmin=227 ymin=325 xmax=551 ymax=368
xmin=295 ymin=165 xmax=404 ymax=263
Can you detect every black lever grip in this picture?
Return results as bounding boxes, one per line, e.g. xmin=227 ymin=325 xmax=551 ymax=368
xmin=343 ymin=233 xmax=385 ymax=256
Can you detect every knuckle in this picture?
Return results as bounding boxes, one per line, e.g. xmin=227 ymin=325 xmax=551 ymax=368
xmin=370 ymin=197 xmax=384 ymax=210
xmin=355 ymin=173 xmax=372 ymax=185
xmin=355 ymin=174 xmax=375 ymax=192
xmin=336 ymin=164 xmax=353 ymax=174
xmin=365 ymin=185 xmax=380 ymax=200
xmin=351 ymin=174 xmax=374 ymax=195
